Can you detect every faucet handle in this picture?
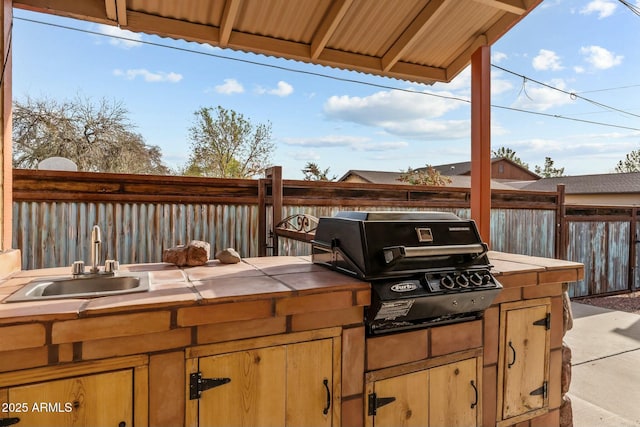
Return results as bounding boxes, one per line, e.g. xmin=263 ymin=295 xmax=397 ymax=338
xmin=104 ymin=259 xmax=120 ymax=273
xmin=72 ymin=261 xmax=85 ymax=276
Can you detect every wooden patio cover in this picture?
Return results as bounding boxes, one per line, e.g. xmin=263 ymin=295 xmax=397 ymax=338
xmin=12 ymin=0 xmax=543 ymax=244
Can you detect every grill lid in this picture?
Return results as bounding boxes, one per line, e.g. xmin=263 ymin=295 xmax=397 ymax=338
xmin=312 ymin=211 xmax=489 ymax=280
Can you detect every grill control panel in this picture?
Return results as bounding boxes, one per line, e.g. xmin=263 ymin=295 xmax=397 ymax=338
xmin=423 ymin=270 xmax=498 ymax=293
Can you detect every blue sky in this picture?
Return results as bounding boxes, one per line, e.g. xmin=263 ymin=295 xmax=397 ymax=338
xmin=12 ymin=0 xmax=640 ymax=179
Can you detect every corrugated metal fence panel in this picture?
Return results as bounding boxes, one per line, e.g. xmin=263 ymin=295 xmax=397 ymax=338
xmin=566 ymin=221 xmax=629 ymax=297
xmin=489 ymin=209 xmax=555 ymax=258
xmin=13 ymin=201 xmax=260 ymax=270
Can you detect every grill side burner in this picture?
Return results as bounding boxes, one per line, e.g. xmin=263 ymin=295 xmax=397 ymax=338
xmin=311 ymin=211 xmax=502 ymax=335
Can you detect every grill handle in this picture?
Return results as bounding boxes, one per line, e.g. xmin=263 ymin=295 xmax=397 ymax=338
xmin=383 ymin=243 xmax=487 ymax=264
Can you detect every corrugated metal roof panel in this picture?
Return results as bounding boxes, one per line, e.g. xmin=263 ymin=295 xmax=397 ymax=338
xmin=15 ymin=0 xmax=542 ymax=83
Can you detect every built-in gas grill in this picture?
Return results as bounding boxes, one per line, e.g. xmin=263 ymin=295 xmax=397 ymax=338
xmin=312 ymin=211 xmax=502 ymax=335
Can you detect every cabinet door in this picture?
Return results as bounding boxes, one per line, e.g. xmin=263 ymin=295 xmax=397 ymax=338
xmin=3 ymin=370 xmax=132 ymax=427
xmin=429 ymin=358 xmax=479 ymax=427
xmin=197 ymin=346 xmax=286 ymax=427
xmin=366 ymin=370 xmax=429 ymax=427
xmin=286 ymin=339 xmax=334 ymax=427
xmin=501 ymin=302 xmax=550 ymax=420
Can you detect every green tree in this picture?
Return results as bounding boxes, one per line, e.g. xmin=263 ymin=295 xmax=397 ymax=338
xmin=534 ymin=157 xmax=565 ymax=177
xmin=491 ymin=146 xmax=530 ymax=169
xmin=398 ymin=165 xmax=452 ymax=186
xmin=183 ymin=106 xmax=274 ymax=178
xmin=302 ymin=162 xmax=336 ymax=181
xmin=614 ymin=149 xmax=640 ymax=172
xmin=12 ymin=95 xmax=170 ymax=174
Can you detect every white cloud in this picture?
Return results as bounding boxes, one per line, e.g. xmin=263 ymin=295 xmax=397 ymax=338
xmin=580 ymin=0 xmax=617 ymax=19
xmin=282 ymin=135 xmax=409 ymax=152
xmin=215 ymin=78 xmax=244 ymax=94
xmin=580 ymin=45 xmax=623 ymax=69
xmin=511 ymin=78 xmax=576 ymax=112
xmin=113 ymin=69 xmax=183 ymax=83
xmin=96 ymin=25 xmax=143 ymax=49
xmin=325 ymin=89 xmax=461 ymax=123
xmin=256 ymin=81 xmax=294 ymax=97
xmin=291 ymin=150 xmax=320 ymax=161
xmin=532 ymin=49 xmax=564 ymax=71
xmin=270 ymin=81 xmax=294 ymax=97
xmin=322 ymin=88 xmax=476 ymax=140
xmin=492 ymin=52 xmax=508 ymax=64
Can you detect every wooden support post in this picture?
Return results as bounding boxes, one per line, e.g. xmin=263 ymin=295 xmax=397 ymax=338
xmin=470 ymin=45 xmax=491 ymax=246
xmin=0 ymin=1 xmax=12 ymax=251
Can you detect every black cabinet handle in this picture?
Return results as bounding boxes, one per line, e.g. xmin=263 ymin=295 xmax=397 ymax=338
xmin=508 ymin=341 xmax=516 ymax=368
xmin=470 ymin=380 xmax=478 ymax=409
xmin=322 ymin=379 xmax=331 ymax=415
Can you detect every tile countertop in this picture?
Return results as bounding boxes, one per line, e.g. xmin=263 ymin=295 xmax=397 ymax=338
xmin=0 ymin=252 xmax=583 ymax=324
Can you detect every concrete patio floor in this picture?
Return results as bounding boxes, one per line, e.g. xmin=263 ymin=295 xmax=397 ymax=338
xmin=565 ymin=302 xmax=640 ymax=427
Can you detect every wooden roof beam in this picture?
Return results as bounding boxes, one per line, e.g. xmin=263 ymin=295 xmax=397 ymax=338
xmin=15 ymin=0 xmax=111 ymax=24
xmin=471 ymin=0 xmax=527 ymax=15
xmin=219 ymin=0 xmax=241 ymax=47
xmin=310 ymin=0 xmax=353 ymax=60
xmin=105 ymin=0 xmax=116 ymax=21
xmin=381 ymin=0 xmax=449 ymax=72
xmin=115 ymin=0 xmax=127 ymax=26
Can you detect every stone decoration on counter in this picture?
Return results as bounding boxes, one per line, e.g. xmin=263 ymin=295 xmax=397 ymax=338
xmin=215 ymin=248 xmax=241 ymax=264
xmin=162 ymin=240 xmax=211 ymax=267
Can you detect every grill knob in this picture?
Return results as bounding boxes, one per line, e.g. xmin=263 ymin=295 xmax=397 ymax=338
xmin=470 ymin=273 xmax=483 ymax=286
xmin=456 ymin=274 xmax=470 ymax=288
xmin=440 ymin=275 xmax=455 ymax=289
xmin=482 ymin=274 xmax=492 ymax=285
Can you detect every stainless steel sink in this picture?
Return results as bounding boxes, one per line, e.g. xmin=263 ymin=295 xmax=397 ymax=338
xmin=4 ymin=272 xmax=150 ymax=302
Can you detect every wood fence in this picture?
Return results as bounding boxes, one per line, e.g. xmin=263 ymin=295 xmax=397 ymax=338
xmin=11 ymin=167 xmax=639 ymax=298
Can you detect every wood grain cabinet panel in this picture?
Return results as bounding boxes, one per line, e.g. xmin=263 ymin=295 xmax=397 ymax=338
xmin=3 ymin=371 xmax=132 ymax=427
xmin=429 ymin=358 xmax=479 ymax=427
xmin=0 ymin=357 xmax=148 ymax=427
xmin=188 ymin=330 xmax=340 ymax=427
xmin=497 ymin=298 xmax=551 ymax=426
xmin=365 ymin=355 xmax=481 ymax=427
xmin=197 ymin=347 xmax=287 ymax=427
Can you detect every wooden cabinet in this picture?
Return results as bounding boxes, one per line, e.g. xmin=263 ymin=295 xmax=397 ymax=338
xmin=0 ymin=355 xmax=148 ymax=427
xmin=186 ymin=328 xmax=341 ymax=427
xmin=497 ymin=298 xmax=551 ymax=426
xmin=365 ymin=351 xmax=482 ymax=427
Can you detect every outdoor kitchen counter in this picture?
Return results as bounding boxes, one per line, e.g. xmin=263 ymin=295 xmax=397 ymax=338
xmin=0 ymin=252 xmax=583 ymax=427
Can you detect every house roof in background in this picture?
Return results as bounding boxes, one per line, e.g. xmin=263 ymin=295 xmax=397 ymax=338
xmin=423 ymin=157 xmax=540 ymax=179
xmin=14 ymin=0 xmax=542 ymax=85
xmin=340 ymin=169 xmax=518 ymax=190
xmin=521 ymin=172 xmax=640 ymax=194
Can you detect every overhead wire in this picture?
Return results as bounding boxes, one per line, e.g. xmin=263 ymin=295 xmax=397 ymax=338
xmin=618 ymin=0 xmax=640 ymax=17
xmin=492 ymin=64 xmax=640 ymax=120
xmin=13 ymin=15 xmax=640 ymax=132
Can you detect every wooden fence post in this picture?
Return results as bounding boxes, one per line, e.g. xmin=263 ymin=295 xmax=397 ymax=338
xmin=258 ymin=177 xmax=267 ymax=257
xmin=261 ymin=166 xmax=283 ymax=257
xmin=630 ymin=206 xmax=637 ymax=291
xmin=555 ymin=184 xmax=566 ymax=259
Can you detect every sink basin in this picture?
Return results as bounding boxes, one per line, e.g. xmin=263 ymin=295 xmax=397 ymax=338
xmin=4 ymin=272 xmax=150 ymax=302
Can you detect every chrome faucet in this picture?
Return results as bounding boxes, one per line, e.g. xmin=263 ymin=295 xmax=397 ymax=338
xmin=90 ymin=225 xmax=102 ymax=274
xmin=70 ymin=225 xmax=119 ymax=277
